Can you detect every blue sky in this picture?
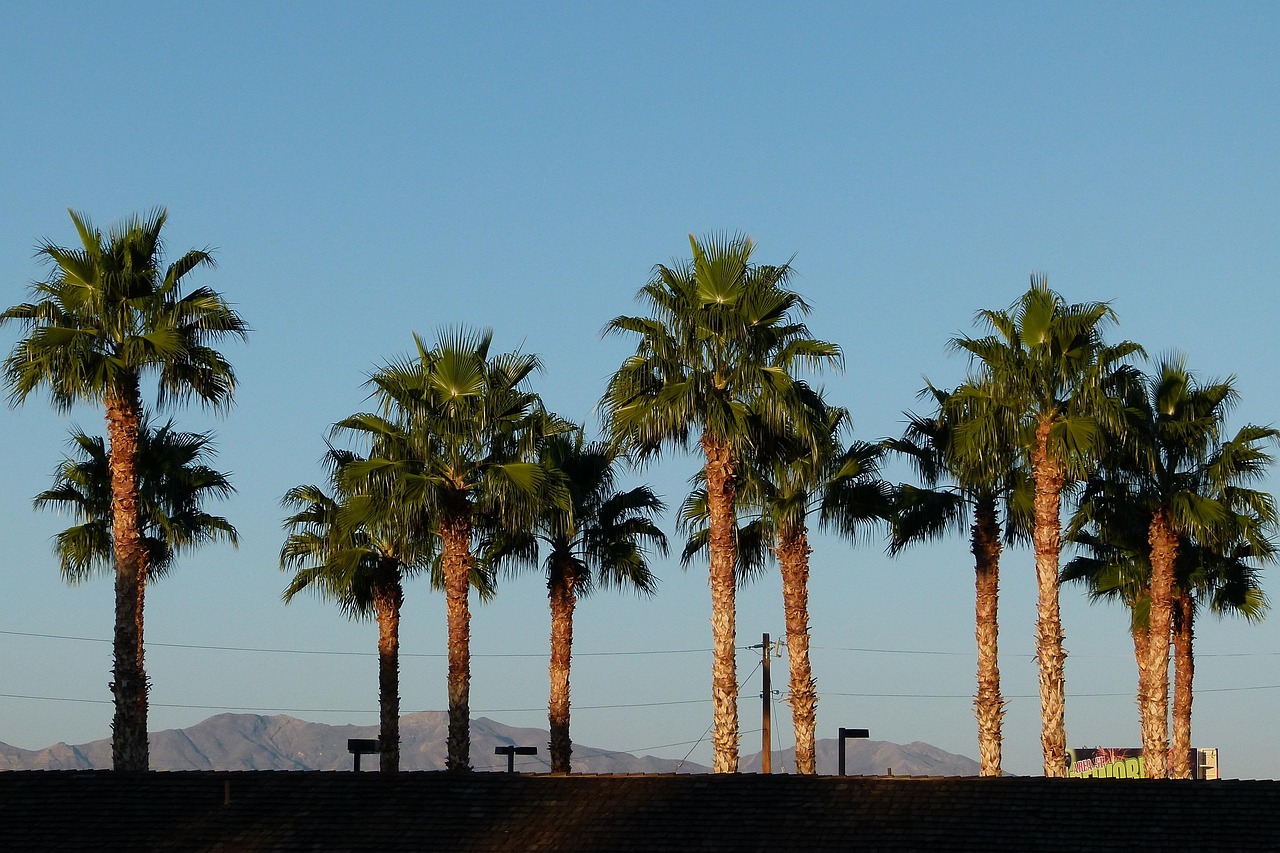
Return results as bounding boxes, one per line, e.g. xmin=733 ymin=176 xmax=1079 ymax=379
xmin=2 ymin=2 xmax=1278 ymax=777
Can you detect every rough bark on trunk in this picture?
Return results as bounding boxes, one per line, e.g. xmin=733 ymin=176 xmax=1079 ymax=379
xmin=105 ymin=381 xmax=149 ymax=772
xmin=1030 ymin=418 xmax=1068 ymax=777
xmin=971 ymin=495 xmax=1005 ymax=777
xmin=1144 ymin=509 xmax=1176 ymax=779
xmin=1131 ymin=617 xmax=1151 ymax=752
xmin=374 ymin=566 xmax=403 ymax=773
xmin=441 ymin=504 xmax=473 ymax=771
xmin=547 ymin=556 xmax=577 ymax=774
xmin=777 ymin=525 xmax=816 ymax=775
xmin=702 ymin=433 xmax=739 ymax=774
xmin=1171 ymin=592 xmax=1195 ymax=779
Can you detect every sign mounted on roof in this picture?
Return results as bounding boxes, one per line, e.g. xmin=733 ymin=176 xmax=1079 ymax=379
xmin=1067 ymin=747 xmax=1219 ymax=780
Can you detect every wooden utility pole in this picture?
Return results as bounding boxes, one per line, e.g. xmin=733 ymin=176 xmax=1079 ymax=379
xmin=761 ymin=632 xmax=771 ymax=774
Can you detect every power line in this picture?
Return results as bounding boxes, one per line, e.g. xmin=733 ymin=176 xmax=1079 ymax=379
xmin=0 ymin=629 xmax=711 ymax=659
xmin=0 ymin=692 xmax=711 ymax=714
xmin=6 ymin=629 xmax=1277 ymax=661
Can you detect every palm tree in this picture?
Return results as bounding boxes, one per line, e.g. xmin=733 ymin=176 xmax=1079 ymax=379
xmin=1067 ymin=357 xmax=1276 ymax=776
xmin=3 ymin=209 xmax=247 ymax=770
xmin=280 ymin=446 xmax=433 ymax=773
xmin=337 ymin=328 xmax=568 ymax=771
xmin=602 ymin=233 xmax=841 ymax=773
xmin=952 ymin=275 xmax=1141 ymax=776
xmin=490 ymin=430 xmax=667 ymax=773
xmin=885 ymin=383 xmax=1029 ymax=776
xmin=682 ymin=395 xmax=891 ymax=775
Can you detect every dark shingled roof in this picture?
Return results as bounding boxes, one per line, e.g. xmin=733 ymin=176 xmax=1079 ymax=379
xmin=2 ymin=771 xmax=1278 ymax=851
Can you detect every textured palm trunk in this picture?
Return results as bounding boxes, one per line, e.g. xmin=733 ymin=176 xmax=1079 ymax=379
xmin=1030 ymin=418 xmax=1067 ymax=777
xmin=702 ymin=433 xmax=739 ymax=774
xmin=105 ymin=381 xmax=149 ymax=772
xmin=1143 ymin=509 xmax=1176 ymax=778
xmin=547 ymin=556 xmax=577 ymax=774
xmin=1131 ymin=616 xmax=1151 ymax=752
xmin=374 ymin=567 xmax=403 ymax=773
xmin=441 ymin=504 xmax=473 ymax=771
xmin=971 ymin=495 xmax=1005 ymax=777
xmin=1171 ymin=592 xmax=1195 ymax=779
xmin=776 ymin=525 xmax=816 ymax=775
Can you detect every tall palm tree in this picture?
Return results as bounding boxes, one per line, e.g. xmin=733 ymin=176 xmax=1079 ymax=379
xmin=280 ymin=446 xmax=433 ymax=773
xmin=3 ymin=209 xmax=247 ymax=770
xmin=885 ymin=383 xmax=1029 ymax=776
xmin=682 ymin=395 xmax=891 ymax=775
xmin=490 ymin=430 xmax=667 ymax=773
xmin=602 ymin=233 xmax=841 ymax=773
xmin=337 ymin=328 xmax=568 ymax=771
xmin=35 ymin=417 xmax=238 ymax=675
xmin=952 ymin=275 xmax=1141 ymax=776
xmin=1068 ymin=358 xmax=1276 ymax=776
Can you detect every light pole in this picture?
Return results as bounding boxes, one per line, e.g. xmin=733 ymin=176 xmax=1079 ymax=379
xmin=494 ymin=745 xmax=539 ymax=773
xmin=347 ymin=738 xmax=380 ymax=771
xmin=837 ymin=727 xmax=869 ymax=776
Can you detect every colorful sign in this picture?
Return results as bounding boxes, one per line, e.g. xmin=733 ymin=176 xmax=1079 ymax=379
xmin=1066 ymin=747 xmax=1219 ymax=779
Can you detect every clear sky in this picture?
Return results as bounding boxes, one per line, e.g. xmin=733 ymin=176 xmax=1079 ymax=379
xmin=2 ymin=2 xmax=1278 ymax=778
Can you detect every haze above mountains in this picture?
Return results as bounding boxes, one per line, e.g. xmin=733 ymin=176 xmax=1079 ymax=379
xmin=0 ymin=711 xmax=980 ymax=776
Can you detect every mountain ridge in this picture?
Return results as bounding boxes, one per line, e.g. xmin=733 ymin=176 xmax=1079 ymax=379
xmin=0 ymin=711 xmax=980 ymax=775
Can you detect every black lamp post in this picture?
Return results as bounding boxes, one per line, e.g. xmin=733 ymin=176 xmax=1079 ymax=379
xmin=837 ymin=728 xmax=869 ymax=776
xmin=494 ymin=745 xmax=539 ymax=773
xmin=347 ymin=738 xmax=381 ymax=771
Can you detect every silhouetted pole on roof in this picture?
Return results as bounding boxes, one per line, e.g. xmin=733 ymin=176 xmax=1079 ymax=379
xmin=837 ymin=728 xmax=869 ymax=776
xmin=495 ymin=744 xmax=538 ymax=773
xmin=348 ymin=738 xmax=380 ymax=771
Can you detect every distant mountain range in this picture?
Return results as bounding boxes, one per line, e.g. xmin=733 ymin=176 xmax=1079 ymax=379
xmin=0 ymin=711 xmax=980 ymax=776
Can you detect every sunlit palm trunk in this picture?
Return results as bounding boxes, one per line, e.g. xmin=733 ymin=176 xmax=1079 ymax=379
xmin=106 ymin=381 xmax=149 ymax=772
xmin=441 ymin=506 xmax=473 ymax=771
xmin=971 ymin=495 xmax=1005 ymax=776
xmin=1131 ymin=618 xmax=1151 ymax=753
xmin=374 ymin=569 xmax=403 ymax=773
xmin=1171 ymin=593 xmax=1195 ymax=779
xmin=1144 ymin=510 xmax=1176 ymax=778
xmin=547 ymin=557 xmax=577 ymax=774
xmin=1031 ymin=419 xmax=1067 ymax=777
xmin=702 ymin=434 xmax=739 ymax=774
xmin=777 ymin=526 xmax=816 ymax=775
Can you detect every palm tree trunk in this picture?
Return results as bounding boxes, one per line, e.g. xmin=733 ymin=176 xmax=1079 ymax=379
xmin=374 ymin=568 xmax=403 ymax=773
xmin=1171 ymin=592 xmax=1195 ymax=779
xmin=1131 ymin=615 xmax=1151 ymax=755
xmin=547 ymin=557 xmax=577 ymax=774
xmin=1031 ymin=419 xmax=1068 ymax=777
xmin=441 ymin=504 xmax=473 ymax=771
xmin=777 ymin=525 xmax=816 ymax=775
xmin=105 ymin=382 xmax=149 ymax=772
xmin=1144 ymin=509 xmax=1176 ymax=778
xmin=971 ymin=495 xmax=1005 ymax=777
xmin=702 ymin=433 xmax=739 ymax=774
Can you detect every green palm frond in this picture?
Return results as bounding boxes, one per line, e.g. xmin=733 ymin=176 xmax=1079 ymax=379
xmin=35 ymin=415 xmax=238 ymax=583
